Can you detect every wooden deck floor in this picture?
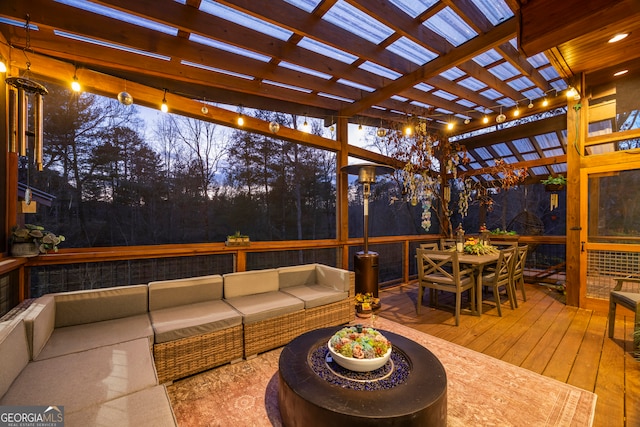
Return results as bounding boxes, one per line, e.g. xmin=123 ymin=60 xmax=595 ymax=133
xmin=376 ymin=282 xmax=640 ymax=427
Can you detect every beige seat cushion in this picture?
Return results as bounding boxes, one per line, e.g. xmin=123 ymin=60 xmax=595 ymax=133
xmin=150 ymin=300 xmax=242 ymax=344
xmin=224 ymin=291 xmax=304 ymax=324
xmin=0 ymin=338 xmax=157 ymax=413
xmin=281 ymin=285 xmax=348 ymax=309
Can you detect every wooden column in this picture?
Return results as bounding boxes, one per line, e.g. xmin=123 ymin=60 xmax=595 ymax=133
xmin=565 ymin=74 xmax=584 ymax=307
xmin=336 ymin=117 xmax=350 ymax=270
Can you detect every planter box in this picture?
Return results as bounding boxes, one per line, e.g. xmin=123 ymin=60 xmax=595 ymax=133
xmin=225 ymin=238 xmax=250 ymax=247
xmin=545 ymin=184 xmax=565 ymax=192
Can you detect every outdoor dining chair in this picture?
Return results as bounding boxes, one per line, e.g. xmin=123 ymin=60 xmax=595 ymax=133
xmin=439 ymin=238 xmax=457 ymax=250
xmin=480 ymin=246 xmax=516 ymax=317
xmin=511 ymin=244 xmax=529 ymax=307
xmin=608 ymin=276 xmax=640 ymax=354
xmin=416 ymin=248 xmax=476 ymax=326
xmin=419 ymin=242 xmax=440 ymax=250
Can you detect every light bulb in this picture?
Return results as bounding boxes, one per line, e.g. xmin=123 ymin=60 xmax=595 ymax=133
xmin=237 ymin=114 xmax=244 ymax=126
xmin=160 ymin=101 xmax=168 ymax=113
xmin=201 ymin=105 xmax=209 ymax=114
xmin=542 ymin=97 xmax=549 ymax=107
xmin=483 ymin=116 xmax=489 ymax=124
xmin=358 ymin=124 xmax=363 ymax=132
xmin=269 ymin=121 xmax=280 ymax=133
xmin=513 ymin=108 xmax=520 ymax=117
xmin=464 ymin=118 xmax=470 ymax=125
xmin=302 ymin=119 xmax=310 ymax=133
xmin=404 ymin=126 xmax=412 ymax=136
xmin=447 ymin=122 xmax=454 ymax=130
xmin=71 ymin=77 xmax=80 ymax=92
xmin=528 ymin=100 xmax=534 ymax=109
xmin=0 ymin=61 xmax=7 ymax=73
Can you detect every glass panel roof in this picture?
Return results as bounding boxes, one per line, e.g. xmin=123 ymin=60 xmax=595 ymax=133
xmin=318 ymin=92 xmax=353 ymax=102
xmin=410 ymin=101 xmax=433 ymax=109
xmin=55 ymin=30 xmax=170 ymax=61
xmin=359 ymin=62 xmax=402 ymax=80
xmin=474 ymin=147 xmax=492 ymax=160
xmin=456 ymin=99 xmax=476 ymax=108
xmin=323 ymin=0 xmax=394 ymax=44
xmin=263 ymin=80 xmax=313 ymax=93
xmin=488 ymin=62 xmax=520 ymax=80
xmin=527 ymin=52 xmax=551 ymax=68
xmin=414 ymin=83 xmax=435 ymax=92
xmin=512 ymin=138 xmax=535 ymax=152
xmin=530 ymin=166 xmax=549 ymax=175
xmin=493 ymin=143 xmax=512 ymax=157
xmin=182 ymin=61 xmax=253 ymax=80
xmin=432 ymin=90 xmax=457 ymax=101
xmin=389 ymin=0 xmax=439 ymax=19
xmin=189 ymin=34 xmax=271 ymax=62
xmin=522 ymin=153 xmax=541 ymax=161
xmin=337 ymin=79 xmax=375 ymax=92
xmin=200 ymin=1 xmax=292 ymax=41
xmin=458 ymin=77 xmax=487 ymax=91
xmin=473 ymin=49 xmax=502 ymax=67
xmin=534 ymin=133 xmax=561 ymax=149
xmin=297 ymin=37 xmax=358 ymax=64
xmin=279 ymin=62 xmax=332 ymax=79
xmin=440 ymin=67 xmax=465 ymax=80
xmin=387 ymin=37 xmax=438 ymax=65
xmin=283 ymin=0 xmax=321 ymax=13
xmin=60 ymin=0 xmax=178 ymax=35
xmin=480 ymin=88 xmax=503 ymax=100
xmin=470 ymin=0 xmax=514 ymax=25
xmin=424 ymin=7 xmax=478 ymax=47
xmin=508 ymin=77 xmax=534 ymax=91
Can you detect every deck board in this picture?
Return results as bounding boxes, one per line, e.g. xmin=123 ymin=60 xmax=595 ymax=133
xmin=377 ymin=282 xmax=639 ymax=427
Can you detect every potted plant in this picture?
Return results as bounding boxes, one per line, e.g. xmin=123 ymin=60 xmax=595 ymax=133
xmin=10 ymin=224 xmax=65 ymax=257
xmin=490 ymin=228 xmax=519 ymax=241
xmin=354 ymin=292 xmax=380 ymax=318
xmin=225 ymin=231 xmax=250 ymax=246
xmin=541 ymin=175 xmax=567 ymax=192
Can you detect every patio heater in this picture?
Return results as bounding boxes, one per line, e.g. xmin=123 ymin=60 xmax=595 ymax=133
xmin=342 ymin=163 xmax=395 ymax=299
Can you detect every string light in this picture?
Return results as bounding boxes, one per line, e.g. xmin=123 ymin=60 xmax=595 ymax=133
xmin=404 ymin=125 xmax=412 ymax=136
xmin=302 ymin=117 xmax=310 ymax=133
xmin=542 ymin=97 xmax=549 ymax=107
xmin=237 ymin=113 xmax=244 ymax=126
xmin=513 ymin=102 xmax=520 ymax=117
xmin=160 ymin=89 xmax=168 ymax=113
xmin=528 ymin=99 xmax=534 ymax=109
xmin=71 ymin=68 xmax=80 ymax=92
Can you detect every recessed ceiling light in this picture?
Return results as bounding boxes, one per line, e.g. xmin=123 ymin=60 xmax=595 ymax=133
xmin=614 ymin=69 xmax=629 ymax=77
xmin=608 ymin=33 xmax=629 ymax=43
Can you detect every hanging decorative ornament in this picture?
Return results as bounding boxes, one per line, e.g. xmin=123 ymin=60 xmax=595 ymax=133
xmin=464 ymin=118 xmax=470 ymax=125
xmin=269 ymin=121 xmax=280 ymax=133
xmin=376 ymin=127 xmax=387 ymax=137
xmin=117 ymin=91 xmax=133 ymax=105
xmin=201 ymin=105 xmax=209 ymax=114
xmin=496 ymin=107 xmax=506 ymax=123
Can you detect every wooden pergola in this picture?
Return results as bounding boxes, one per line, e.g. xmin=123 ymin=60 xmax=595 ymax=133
xmin=1 ymin=0 xmax=640 ymax=311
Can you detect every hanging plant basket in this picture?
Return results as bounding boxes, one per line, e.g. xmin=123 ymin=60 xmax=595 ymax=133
xmin=545 ymin=184 xmax=565 ymax=192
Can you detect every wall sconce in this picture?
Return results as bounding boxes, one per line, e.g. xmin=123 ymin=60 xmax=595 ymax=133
xmin=566 ymin=86 xmax=580 ymax=101
xmin=160 ymin=89 xmax=168 ymax=113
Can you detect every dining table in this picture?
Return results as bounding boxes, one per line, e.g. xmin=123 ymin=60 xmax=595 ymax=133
xmin=423 ymin=251 xmax=500 ymax=316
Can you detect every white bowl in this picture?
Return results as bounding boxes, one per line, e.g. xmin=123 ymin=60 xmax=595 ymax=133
xmin=327 ymin=341 xmax=392 ymax=372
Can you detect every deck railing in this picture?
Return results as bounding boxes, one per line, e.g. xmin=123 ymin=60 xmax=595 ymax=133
xmin=1 ymin=235 xmax=567 ymax=315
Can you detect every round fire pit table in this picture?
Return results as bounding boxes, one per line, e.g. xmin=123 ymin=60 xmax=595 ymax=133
xmin=278 ymin=327 xmax=447 ymax=427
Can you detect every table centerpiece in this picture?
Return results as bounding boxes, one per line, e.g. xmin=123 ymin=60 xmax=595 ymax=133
xmin=463 ymin=237 xmax=498 ymax=255
xmin=327 ymin=325 xmax=392 ymax=372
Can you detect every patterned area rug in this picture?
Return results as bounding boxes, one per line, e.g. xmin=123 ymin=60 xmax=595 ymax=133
xmin=167 ymin=317 xmax=596 ymax=426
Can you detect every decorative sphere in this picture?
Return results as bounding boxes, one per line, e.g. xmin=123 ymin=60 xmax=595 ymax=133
xmin=464 ymin=118 xmax=470 ymax=124
xmin=201 ymin=105 xmax=209 ymax=114
xmin=376 ymin=128 xmax=387 ymax=137
xmin=496 ymin=113 xmax=507 ymax=123
xmin=117 ymin=91 xmax=133 ymax=105
xmin=269 ymin=121 xmax=280 ymax=133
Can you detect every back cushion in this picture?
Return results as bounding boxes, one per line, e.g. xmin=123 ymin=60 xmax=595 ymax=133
xmin=316 ymin=264 xmax=351 ymax=292
xmin=148 ymin=275 xmax=223 ymax=311
xmin=278 ymin=265 xmax=317 ymax=289
xmin=54 ymin=285 xmax=149 ymax=328
xmin=0 ymin=319 xmax=30 ymax=398
xmin=23 ymin=295 xmax=55 ymax=360
xmin=223 ymin=269 xmax=279 ymax=298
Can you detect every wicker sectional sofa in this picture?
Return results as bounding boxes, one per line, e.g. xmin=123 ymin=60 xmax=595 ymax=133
xmin=0 ymin=263 xmax=354 ymax=425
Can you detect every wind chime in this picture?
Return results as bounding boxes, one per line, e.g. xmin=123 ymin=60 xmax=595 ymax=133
xmin=5 ymin=15 xmax=49 ymax=211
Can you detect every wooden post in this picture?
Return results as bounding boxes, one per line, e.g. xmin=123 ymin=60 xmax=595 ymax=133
xmin=336 ymin=117 xmax=350 ymax=270
xmin=565 ymin=74 xmax=584 ymax=307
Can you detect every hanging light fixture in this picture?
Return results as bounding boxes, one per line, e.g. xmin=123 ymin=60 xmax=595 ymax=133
xmin=302 ymin=116 xmax=310 ymax=133
xmin=237 ymin=113 xmax=244 ymax=126
xmin=269 ymin=121 xmax=280 ymax=133
xmin=528 ymin=99 xmax=534 ymax=109
xmin=357 ymin=123 xmax=364 ymax=132
xmin=496 ymin=107 xmax=506 ymax=123
xmin=542 ymin=96 xmax=549 ymax=107
xmin=513 ymin=102 xmax=520 ymax=117
xmin=160 ymin=89 xmax=168 ymax=113
xmin=71 ymin=68 xmax=81 ymax=92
